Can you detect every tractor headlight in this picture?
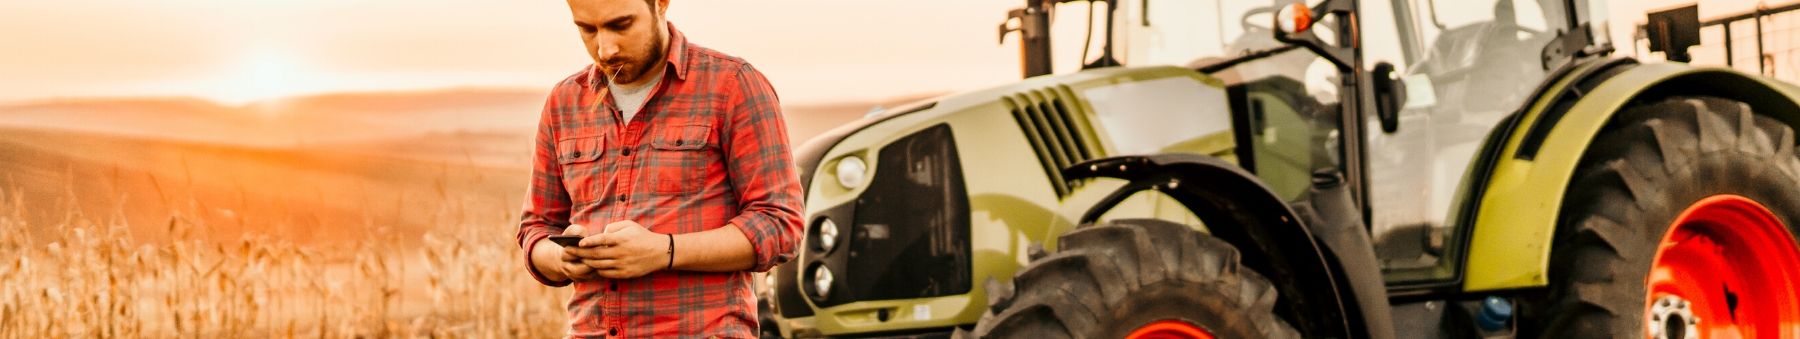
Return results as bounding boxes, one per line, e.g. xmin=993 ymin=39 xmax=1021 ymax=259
xmin=817 ymin=218 xmax=840 ymax=253
xmin=835 ymin=156 xmax=867 ymax=189
xmin=813 ymin=265 xmax=835 ymax=298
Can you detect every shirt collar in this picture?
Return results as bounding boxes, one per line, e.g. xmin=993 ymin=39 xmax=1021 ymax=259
xmin=588 ymin=21 xmax=690 ymax=89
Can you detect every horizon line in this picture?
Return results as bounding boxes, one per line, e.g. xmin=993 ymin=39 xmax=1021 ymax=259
xmin=0 ymin=85 xmax=939 ymax=109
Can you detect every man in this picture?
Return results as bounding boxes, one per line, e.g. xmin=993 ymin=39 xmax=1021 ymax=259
xmin=514 ymin=0 xmax=803 ymax=337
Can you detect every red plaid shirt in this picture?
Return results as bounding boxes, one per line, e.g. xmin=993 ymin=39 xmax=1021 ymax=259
xmin=516 ymin=23 xmax=803 ymax=338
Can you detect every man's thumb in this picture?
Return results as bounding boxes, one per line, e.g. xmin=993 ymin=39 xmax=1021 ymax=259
xmin=563 ymin=224 xmax=587 ymax=236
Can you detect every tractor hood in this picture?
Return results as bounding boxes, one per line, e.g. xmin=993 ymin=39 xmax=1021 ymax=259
xmin=794 ymin=65 xmax=1236 ymax=195
xmin=773 ymin=65 xmax=1240 ymax=336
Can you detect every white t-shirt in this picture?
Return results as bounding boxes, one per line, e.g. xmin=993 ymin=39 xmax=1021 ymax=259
xmin=608 ymin=69 xmax=665 ymax=123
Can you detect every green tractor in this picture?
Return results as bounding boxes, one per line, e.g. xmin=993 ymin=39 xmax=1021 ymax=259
xmin=763 ymin=0 xmax=1800 ymax=337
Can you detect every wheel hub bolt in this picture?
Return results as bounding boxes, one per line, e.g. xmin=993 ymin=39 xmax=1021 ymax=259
xmin=1649 ymin=295 xmax=1700 ymax=339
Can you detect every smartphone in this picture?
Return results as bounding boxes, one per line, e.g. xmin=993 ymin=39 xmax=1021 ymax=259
xmin=549 ymin=235 xmax=584 ymax=247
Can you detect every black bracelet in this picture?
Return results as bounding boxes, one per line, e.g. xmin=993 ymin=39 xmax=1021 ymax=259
xmin=666 ymin=233 xmax=675 ymax=270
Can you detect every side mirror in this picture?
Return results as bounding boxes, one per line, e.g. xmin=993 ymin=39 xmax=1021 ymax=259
xmin=1645 ymin=4 xmax=1700 ymax=63
xmin=1371 ymin=62 xmax=1406 ymax=134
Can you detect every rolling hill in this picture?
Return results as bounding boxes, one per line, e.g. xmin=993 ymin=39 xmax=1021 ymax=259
xmin=0 ymin=88 xmax=934 ymax=245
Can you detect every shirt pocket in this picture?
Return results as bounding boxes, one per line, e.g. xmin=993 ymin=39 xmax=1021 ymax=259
xmin=648 ymin=124 xmax=714 ymax=195
xmin=556 ymin=135 xmax=606 ymax=204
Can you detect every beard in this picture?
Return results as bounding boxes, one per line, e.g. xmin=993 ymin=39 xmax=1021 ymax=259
xmin=603 ymin=18 xmax=667 ymax=85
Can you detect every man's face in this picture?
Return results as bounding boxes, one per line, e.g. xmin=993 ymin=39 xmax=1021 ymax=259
xmin=567 ymin=0 xmax=666 ymax=85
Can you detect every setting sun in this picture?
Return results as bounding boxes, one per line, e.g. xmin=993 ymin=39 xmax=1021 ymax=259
xmin=214 ymin=47 xmax=311 ymax=106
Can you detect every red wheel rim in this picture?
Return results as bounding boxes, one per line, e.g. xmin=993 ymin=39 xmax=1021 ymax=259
xmin=1125 ymin=320 xmax=1214 ymax=339
xmin=1647 ymin=195 xmax=1800 ymax=339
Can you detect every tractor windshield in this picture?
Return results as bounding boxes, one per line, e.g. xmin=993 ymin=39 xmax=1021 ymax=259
xmin=1024 ymin=1 xmax=1312 ymax=73
xmin=1065 ymin=1 xmax=1302 ymax=70
xmin=1122 ymin=1 xmax=1290 ymax=68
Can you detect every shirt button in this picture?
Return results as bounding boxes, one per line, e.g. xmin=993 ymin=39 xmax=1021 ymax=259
xmin=617 ymin=194 xmax=627 ymax=202
xmin=621 ymin=148 xmax=632 ymax=156
xmin=609 ymin=328 xmax=619 ymax=336
xmin=609 ymin=283 xmax=618 ymax=291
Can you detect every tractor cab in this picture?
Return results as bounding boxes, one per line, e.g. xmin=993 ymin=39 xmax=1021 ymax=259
xmin=1000 ymin=0 xmax=1615 ymax=287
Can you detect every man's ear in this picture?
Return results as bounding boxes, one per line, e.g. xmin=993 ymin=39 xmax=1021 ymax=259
xmin=655 ymin=0 xmax=670 ymax=16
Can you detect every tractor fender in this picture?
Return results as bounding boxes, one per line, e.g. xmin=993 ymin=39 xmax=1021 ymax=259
xmin=1463 ymin=58 xmax=1800 ymax=292
xmin=1066 ymin=154 xmax=1392 ymax=339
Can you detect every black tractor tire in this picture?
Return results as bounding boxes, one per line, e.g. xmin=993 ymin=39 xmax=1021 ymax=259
xmin=967 ymin=219 xmax=1299 ymax=338
xmin=1525 ymin=96 xmax=1800 ymax=337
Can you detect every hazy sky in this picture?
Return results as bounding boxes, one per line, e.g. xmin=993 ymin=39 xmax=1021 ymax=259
xmin=0 ymin=0 xmax=1029 ymax=105
xmin=0 ymin=0 xmax=1773 ymax=106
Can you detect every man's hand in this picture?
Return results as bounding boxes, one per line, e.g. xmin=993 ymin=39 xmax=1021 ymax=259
xmin=565 ymin=220 xmax=671 ymax=279
xmin=554 ymin=225 xmax=604 ymax=281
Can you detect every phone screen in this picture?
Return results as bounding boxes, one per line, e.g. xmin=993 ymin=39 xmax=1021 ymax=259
xmin=549 ymin=235 xmax=583 ymax=247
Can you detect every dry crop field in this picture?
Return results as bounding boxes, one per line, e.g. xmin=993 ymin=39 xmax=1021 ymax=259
xmin=0 ymin=189 xmax=570 ymax=338
xmin=0 ymin=128 xmax=569 ymax=337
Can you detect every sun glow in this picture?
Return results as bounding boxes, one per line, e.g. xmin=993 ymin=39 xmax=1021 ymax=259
xmin=212 ymin=48 xmax=315 ymax=106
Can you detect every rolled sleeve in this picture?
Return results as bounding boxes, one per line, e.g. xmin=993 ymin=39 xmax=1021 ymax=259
xmin=517 ymin=92 xmax=574 ymax=287
xmin=727 ymin=212 xmax=794 ymax=272
xmin=518 ymin=231 xmax=569 ymax=287
xmin=722 ymin=63 xmax=804 ymax=273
